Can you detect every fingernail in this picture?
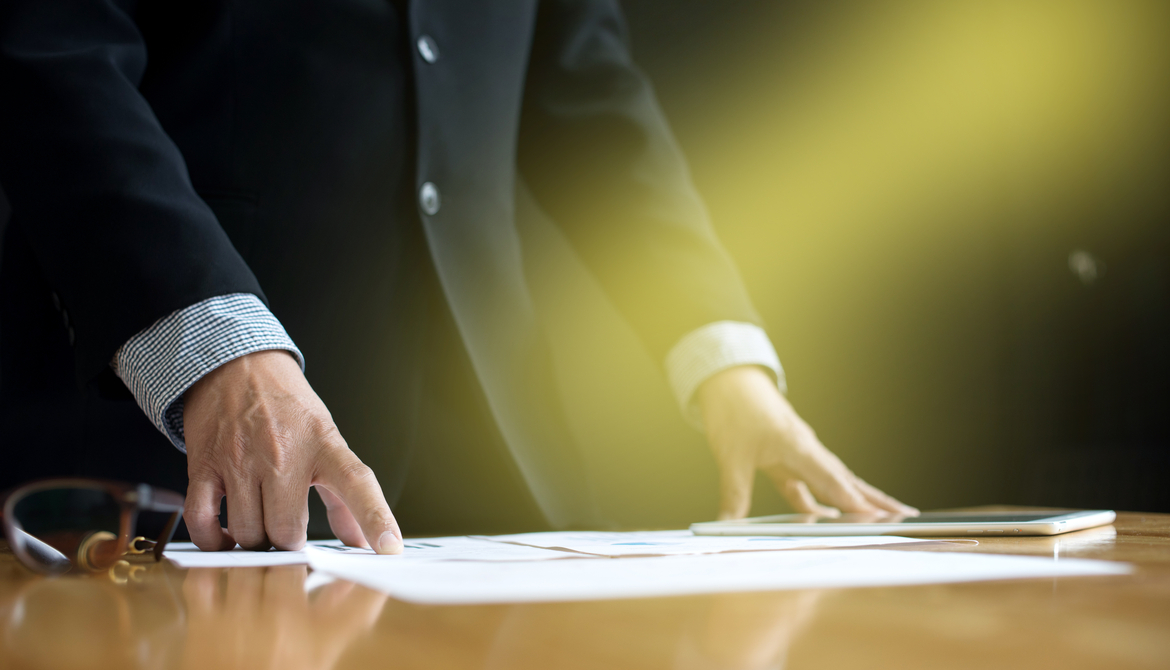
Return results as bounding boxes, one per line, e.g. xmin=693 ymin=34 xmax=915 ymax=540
xmin=376 ymin=531 xmax=403 ymax=555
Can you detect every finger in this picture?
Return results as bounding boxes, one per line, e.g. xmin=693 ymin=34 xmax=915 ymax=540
xmin=225 ymin=476 xmax=271 ymax=551
xmin=315 ymin=450 xmax=402 ymax=554
xmin=779 ymin=478 xmax=840 ymax=518
xmin=185 ymin=477 xmax=237 ymax=551
xmin=787 ymin=449 xmax=876 ymax=514
xmin=261 ymin=476 xmax=310 ymax=551
xmin=855 ymin=478 xmax=919 ymax=516
xmin=717 ymin=454 xmax=756 ymax=521
xmin=315 ymin=485 xmax=368 ymax=549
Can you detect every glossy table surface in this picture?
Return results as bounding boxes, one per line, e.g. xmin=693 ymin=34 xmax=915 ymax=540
xmin=2 ymin=508 xmax=1168 ymax=670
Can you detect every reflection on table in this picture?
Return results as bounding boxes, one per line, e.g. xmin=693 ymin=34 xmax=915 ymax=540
xmin=1 ymin=510 xmax=1168 ymax=670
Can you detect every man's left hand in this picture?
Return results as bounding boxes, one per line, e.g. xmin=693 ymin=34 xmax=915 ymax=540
xmin=696 ymin=366 xmax=918 ymax=520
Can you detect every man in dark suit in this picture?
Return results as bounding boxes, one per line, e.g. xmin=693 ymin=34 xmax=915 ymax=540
xmin=0 ymin=0 xmax=913 ymax=553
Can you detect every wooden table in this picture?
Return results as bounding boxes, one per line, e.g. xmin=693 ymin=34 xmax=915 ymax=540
xmin=2 ymin=510 xmax=1168 ymax=670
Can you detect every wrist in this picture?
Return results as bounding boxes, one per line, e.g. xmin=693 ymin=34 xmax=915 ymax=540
xmin=113 ymin=293 xmax=304 ymax=451
xmin=696 ymin=365 xmax=787 ymax=435
xmin=185 ymin=349 xmax=304 ymax=409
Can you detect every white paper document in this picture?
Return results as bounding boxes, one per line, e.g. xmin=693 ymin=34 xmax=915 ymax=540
xmin=390 ymin=536 xmax=576 ymax=562
xmin=163 ymin=540 xmax=346 ymax=568
xmin=162 ymin=531 xmax=930 ymax=568
xmin=476 ymin=530 xmax=927 ymax=557
xmin=163 ymin=531 xmax=958 ymax=568
xmin=164 ymin=535 xmax=564 ymax=568
xmin=305 ymin=546 xmax=1131 ymax=605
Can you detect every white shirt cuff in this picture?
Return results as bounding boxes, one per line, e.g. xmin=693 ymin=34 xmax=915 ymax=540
xmin=112 ymin=293 xmax=304 ymax=452
xmin=665 ymin=321 xmax=785 ymax=430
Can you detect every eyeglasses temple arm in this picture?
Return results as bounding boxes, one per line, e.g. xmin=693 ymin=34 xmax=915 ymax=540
xmin=139 ymin=486 xmax=185 ymax=562
xmin=152 ymin=509 xmax=184 ymax=562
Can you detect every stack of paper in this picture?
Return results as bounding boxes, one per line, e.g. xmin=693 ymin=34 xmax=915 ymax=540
xmin=162 ymin=532 xmax=921 ymax=568
xmin=164 ymin=529 xmax=1130 ymax=606
xmin=163 ymin=535 xmax=561 ymax=568
xmin=303 ymin=545 xmax=1130 ymax=605
xmin=475 ymin=530 xmax=927 ymax=557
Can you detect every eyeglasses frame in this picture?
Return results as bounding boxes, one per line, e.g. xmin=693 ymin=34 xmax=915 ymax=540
xmin=1 ymin=478 xmax=184 ymax=575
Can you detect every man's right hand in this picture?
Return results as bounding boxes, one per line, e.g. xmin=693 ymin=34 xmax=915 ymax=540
xmin=182 ymin=350 xmax=402 ymax=554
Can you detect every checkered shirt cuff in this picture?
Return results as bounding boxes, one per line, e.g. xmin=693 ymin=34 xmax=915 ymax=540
xmin=112 ymin=293 xmax=304 ymax=452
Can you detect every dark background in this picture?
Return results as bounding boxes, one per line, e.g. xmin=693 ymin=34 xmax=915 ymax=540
xmin=2 ymin=1 xmax=1166 ymax=520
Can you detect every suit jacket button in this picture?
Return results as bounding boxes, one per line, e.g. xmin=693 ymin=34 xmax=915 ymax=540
xmin=419 ymin=182 xmax=441 ymax=215
xmin=417 ymin=35 xmax=439 ymax=64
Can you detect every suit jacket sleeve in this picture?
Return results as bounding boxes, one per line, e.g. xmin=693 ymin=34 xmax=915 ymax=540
xmin=0 ymin=0 xmax=264 ymax=386
xmin=518 ymin=0 xmax=763 ymax=363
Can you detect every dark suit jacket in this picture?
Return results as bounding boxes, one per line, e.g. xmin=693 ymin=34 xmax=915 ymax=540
xmin=0 ymin=0 xmax=760 ymax=525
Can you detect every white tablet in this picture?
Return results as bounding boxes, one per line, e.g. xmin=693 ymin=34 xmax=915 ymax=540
xmin=690 ymin=510 xmax=1116 ymax=537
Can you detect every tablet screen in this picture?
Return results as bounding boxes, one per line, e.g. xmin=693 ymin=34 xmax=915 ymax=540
xmin=754 ymin=512 xmax=1068 ymax=525
xmin=696 ymin=509 xmax=1115 ymax=537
